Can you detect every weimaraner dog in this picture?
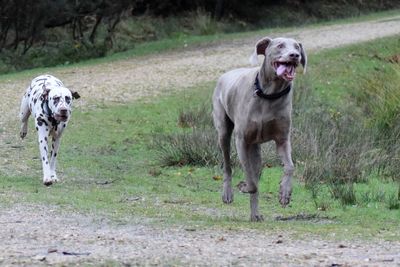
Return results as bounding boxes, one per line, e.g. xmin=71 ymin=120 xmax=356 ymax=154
xmin=212 ymin=37 xmax=306 ymax=221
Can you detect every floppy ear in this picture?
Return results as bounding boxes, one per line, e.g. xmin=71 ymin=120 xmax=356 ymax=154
xmin=299 ymin=43 xmax=307 ymax=73
xmin=71 ymin=90 xmax=80 ymax=100
xmin=249 ymin=37 xmax=272 ymax=66
xmin=42 ymin=85 xmax=50 ymax=101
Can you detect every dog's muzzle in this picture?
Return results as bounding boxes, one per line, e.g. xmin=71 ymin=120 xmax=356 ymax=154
xmin=274 ymin=53 xmax=300 ymax=81
xmin=54 ymin=108 xmax=70 ymax=122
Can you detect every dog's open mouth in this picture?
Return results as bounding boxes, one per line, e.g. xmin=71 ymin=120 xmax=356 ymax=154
xmin=274 ymin=61 xmax=298 ymax=81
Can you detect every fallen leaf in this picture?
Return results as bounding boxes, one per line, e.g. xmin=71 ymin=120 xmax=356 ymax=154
xmin=212 ymin=175 xmax=222 ymax=181
xmin=217 ymin=236 xmax=226 ymax=242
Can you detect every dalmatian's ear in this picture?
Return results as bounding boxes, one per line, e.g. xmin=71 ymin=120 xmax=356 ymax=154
xmin=42 ymin=85 xmax=50 ymax=101
xmin=71 ymin=90 xmax=80 ymax=100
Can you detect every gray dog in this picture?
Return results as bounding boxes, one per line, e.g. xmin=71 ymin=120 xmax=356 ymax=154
xmin=212 ymin=37 xmax=307 ymax=221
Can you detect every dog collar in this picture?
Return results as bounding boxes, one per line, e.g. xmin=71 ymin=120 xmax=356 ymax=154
xmin=254 ymin=73 xmax=291 ymax=100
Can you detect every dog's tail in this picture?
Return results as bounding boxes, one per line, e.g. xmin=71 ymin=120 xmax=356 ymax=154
xmin=249 ymin=51 xmax=259 ymax=66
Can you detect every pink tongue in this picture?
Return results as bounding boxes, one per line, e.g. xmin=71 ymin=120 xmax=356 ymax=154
xmin=276 ymin=65 xmax=287 ymax=76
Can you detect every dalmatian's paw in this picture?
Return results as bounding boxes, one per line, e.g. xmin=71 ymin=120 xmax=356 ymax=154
xmin=20 ymin=125 xmax=28 ymax=139
xmin=43 ymin=175 xmax=58 ymax=186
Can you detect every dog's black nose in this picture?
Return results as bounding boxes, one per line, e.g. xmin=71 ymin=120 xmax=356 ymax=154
xmin=59 ymin=108 xmax=68 ymax=115
xmin=290 ymin=53 xmax=300 ymax=59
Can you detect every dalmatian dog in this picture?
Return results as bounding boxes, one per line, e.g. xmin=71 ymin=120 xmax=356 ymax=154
xmin=19 ymin=74 xmax=80 ymax=186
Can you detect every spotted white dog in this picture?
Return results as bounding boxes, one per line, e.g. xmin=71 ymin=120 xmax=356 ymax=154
xmin=19 ymin=74 xmax=80 ymax=186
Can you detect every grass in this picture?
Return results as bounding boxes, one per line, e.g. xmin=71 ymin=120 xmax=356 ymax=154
xmin=1 ymin=21 xmax=400 ymax=241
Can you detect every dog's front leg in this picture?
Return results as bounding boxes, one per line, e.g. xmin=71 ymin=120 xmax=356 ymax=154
xmin=236 ymin=138 xmax=263 ymax=221
xmin=36 ymin=123 xmax=53 ymax=186
xmin=276 ymin=139 xmax=294 ymax=207
xmin=49 ymin=127 xmax=65 ymax=183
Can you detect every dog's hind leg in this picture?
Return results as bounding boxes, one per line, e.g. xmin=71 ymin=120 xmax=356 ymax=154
xmin=19 ymin=91 xmax=31 ymax=139
xmin=213 ymin=104 xmax=235 ymax=204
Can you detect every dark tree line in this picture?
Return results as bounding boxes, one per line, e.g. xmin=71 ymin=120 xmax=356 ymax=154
xmin=0 ymin=0 xmax=135 ymax=53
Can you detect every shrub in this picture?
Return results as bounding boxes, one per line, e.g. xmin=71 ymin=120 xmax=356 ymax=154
xmin=152 ymin=104 xmax=221 ymax=167
xmin=153 ymin=128 xmax=219 ymax=167
xmin=387 ymin=191 xmax=400 ymax=210
xmin=292 ymin=79 xmax=384 ymax=206
xmin=354 ymin=64 xmax=400 ymax=181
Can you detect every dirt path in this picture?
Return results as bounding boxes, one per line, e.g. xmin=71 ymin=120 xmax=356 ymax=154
xmin=1 ymin=205 xmax=399 ymax=266
xmin=1 ymin=15 xmax=400 ymax=266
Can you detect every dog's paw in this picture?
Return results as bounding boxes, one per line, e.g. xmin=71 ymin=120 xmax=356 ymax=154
xmin=279 ymin=184 xmax=292 ymax=207
xmin=43 ymin=179 xmax=53 ymax=186
xmin=250 ymin=214 xmax=264 ymax=222
xmin=222 ymin=186 xmax=234 ymax=204
xmin=20 ymin=131 xmax=27 ymax=139
xmin=236 ymin=181 xmax=257 ymax=194
xmin=43 ymin=175 xmax=58 ymax=186
xmin=20 ymin=126 xmax=28 ymax=139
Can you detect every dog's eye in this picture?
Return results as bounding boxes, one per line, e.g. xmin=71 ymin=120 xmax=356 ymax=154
xmin=277 ymin=43 xmax=285 ymax=49
xmin=294 ymin=44 xmax=300 ymax=50
xmin=53 ymin=96 xmax=60 ymax=104
xmin=65 ymin=96 xmax=71 ymax=104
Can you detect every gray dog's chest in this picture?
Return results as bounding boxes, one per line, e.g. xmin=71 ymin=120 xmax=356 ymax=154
xmin=243 ymin=115 xmax=290 ymax=144
xmin=231 ymin=96 xmax=292 ymax=144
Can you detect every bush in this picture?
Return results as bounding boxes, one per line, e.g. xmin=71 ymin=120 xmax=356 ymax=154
xmin=354 ymin=64 xmax=400 ymax=181
xmin=152 ymin=104 xmax=221 ymax=167
xmin=152 ymin=128 xmax=219 ymax=167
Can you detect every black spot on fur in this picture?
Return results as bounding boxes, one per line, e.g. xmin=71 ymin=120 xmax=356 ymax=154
xmin=36 ymin=127 xmax=38 ymax=131
xmin=37 ymin=117 xmax=48 ymax=127
xmin=42 ymin=157 xmax=45 ymax=161
xmin=53 ymin=97 xmax=60 ymax=106
xmin=49 ymin=117 xmax=58 ymax=127
xmin=54 ymin=153 xmax=57 ymax=157
xmin=44 ymin=137 xmax=47 ymax=142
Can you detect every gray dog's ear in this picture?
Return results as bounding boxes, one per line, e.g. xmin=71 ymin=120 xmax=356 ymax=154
xmin=299 ymin=43 xmax=307 ymax=73
xmin=249 ymin=37 xmax=272 ymax=66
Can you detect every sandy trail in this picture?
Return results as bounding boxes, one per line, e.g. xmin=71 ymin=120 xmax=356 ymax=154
xmin=1 ymin=205 xmax=399 ymax=266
